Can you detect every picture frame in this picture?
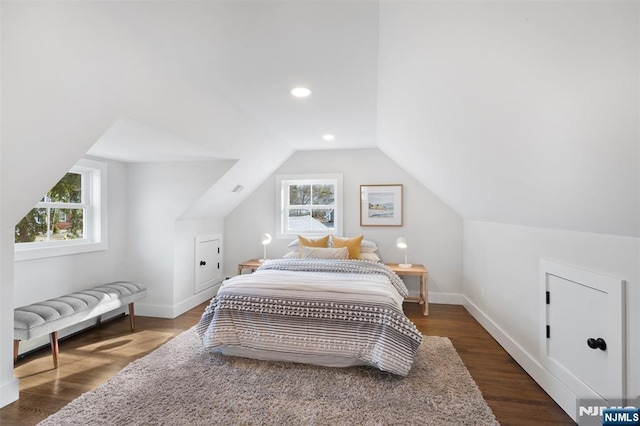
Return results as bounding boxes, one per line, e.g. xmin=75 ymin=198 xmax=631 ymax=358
xmin=360 ymin=184 xmax=403 ymax=227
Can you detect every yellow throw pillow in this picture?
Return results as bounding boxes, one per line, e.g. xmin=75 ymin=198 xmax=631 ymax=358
xmin=331 ymin=235 xmax=364 ymax=259
xmin=297 ymin=235 xmax=330 ymax=249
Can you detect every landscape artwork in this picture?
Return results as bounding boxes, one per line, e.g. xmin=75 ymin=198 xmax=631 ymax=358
xmin=360 ymin=184 xmax=403 ymax=226
xmin=368 ymin=192 xmax=395 ymax=218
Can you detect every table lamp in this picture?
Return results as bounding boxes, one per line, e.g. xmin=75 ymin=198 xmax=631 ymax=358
xmin=260 ymin=233 xmax=272 ymax=263
xmin=396 ymin=236 xmax=412 ymax=269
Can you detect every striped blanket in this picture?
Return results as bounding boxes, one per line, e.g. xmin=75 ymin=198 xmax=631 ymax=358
xmin=197 ymin=259 xmax=423 ymax=376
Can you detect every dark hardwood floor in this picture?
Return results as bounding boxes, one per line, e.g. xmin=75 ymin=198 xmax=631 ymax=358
xmin=0 ymin=302 xmax=574 ymax=425
xmin=405 ymin=303 xmax=573 ymax=425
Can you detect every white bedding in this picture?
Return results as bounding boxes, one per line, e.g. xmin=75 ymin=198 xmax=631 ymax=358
xmin=218 ymin=269 xmax=406 ymax=310
xmin=197 ymin=259 xmax=423 ymax=376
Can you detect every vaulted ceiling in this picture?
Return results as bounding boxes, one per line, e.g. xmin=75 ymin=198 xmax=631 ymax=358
xmin=2 ymin=1 xmax=638 ymax=235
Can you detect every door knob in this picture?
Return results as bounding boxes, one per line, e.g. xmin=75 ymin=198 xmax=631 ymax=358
xmin=587 ymin=337 xmax=607 ymax=351
xmin=200 ymin=260 xmax=206 ymax=266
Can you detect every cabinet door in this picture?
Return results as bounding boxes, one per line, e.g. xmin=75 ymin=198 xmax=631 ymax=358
xmin=195 ymin=235 xmax=222 ymax=293
xmin=540 ymin=260 xmax=625 ymax=408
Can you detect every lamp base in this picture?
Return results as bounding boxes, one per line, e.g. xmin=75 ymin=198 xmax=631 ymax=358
xmin=399 ymin=263 xmax=413 ymax=269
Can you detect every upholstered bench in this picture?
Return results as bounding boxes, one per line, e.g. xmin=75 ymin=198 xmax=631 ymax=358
xmin=14 ymin=281 xmax=147 ymax=369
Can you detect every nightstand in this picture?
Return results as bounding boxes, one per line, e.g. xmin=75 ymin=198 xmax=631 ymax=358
xmin=385 ymin=263 xmax=429 ymax=316
xmin=237 ymin=259 xmax=263 ymax=275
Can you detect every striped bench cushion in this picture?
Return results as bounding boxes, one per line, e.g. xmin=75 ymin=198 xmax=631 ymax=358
xmin=14 ymin=281 xmax=147 ymax=341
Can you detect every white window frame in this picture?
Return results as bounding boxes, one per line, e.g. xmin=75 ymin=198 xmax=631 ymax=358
xmin=276 ymin=173 xmax=343 ymax=239
xmin=15 ymin=158 xmax=108 ymax=261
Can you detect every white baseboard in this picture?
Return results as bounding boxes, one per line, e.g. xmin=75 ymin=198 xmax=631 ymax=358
xmin=463 ymin=296 xmax=578 ymax=422
xmin=0 ymin=377 xmax=19 ymax=408
xmin=429 ymin=292 xmax=464 ymax=305
xmin=134 ymin=302 xmax=173 ymax=319
xmin=172 ymin=285 xmax=219 ymax=317
xmin=136 ymin=284 xmax=219 ymax=319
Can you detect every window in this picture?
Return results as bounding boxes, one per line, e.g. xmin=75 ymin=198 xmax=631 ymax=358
xmin=14 ymin=159 xmax=107 ymax=261
xmin=276 ymin=174 xmax=343 ymax=238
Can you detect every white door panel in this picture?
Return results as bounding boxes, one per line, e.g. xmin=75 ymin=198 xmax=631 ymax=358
xmin=540 ymin=260 xmax=625 ymax=406
xmin=547 ymin=276 xmax=611 ymax=396
xmin=195 ymin=235 xmax=222 ymax=294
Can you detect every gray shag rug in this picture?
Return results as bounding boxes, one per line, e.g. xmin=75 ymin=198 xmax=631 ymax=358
xmin=39 ymin=327 xmax=498 ymax=425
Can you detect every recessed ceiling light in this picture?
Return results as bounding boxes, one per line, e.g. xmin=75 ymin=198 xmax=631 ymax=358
xmin=291 ymin=87 xmax=312 ymax=98
xmin=322 ymin=134 xmax=335 ymax=141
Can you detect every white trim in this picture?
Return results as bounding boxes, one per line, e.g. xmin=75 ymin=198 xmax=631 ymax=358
xmin=133 ymin=302 xmax=173 ymax=319
xmin=463 ymin=295 xmax=579 ymax=422
xmin=174 ymin=285 xmax=219 ymax=317
xmin=14 ymin=159 xmax=108 ymax=261
xmin=136 ymin=285 xmax=218 ymax=319
xmin=275 ymin=173 xmax=343 ymax=239
xmin=0 ymin=379 xmax=19 ymax=409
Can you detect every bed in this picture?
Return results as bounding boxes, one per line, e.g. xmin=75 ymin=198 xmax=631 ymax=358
xmin=196 ymin=257 xmax=423 ymax=376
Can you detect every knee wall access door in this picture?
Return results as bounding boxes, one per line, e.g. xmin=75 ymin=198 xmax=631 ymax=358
xmin=539 ymin=260 xmax=625 ymax=406
xmin=195 ymin=234 xmax=223 ymax=294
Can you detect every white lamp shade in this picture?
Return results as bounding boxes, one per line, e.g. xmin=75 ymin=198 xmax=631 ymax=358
xmin=259 ymin=233 xmax=272 ymax=263
xmin=396 ymin=236 xmax=411 ymax=268
xmin=396 ymin=236 xmax=408 ymax=249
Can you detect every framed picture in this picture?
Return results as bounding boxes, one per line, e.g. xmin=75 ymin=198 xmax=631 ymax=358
xmin=360 ymin=184 xmax=403 ymax=226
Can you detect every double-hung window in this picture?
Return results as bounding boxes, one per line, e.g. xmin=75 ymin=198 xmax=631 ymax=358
xmin=276 ymin=174 xmax=343 ymax=238
xmin=15 ymin=158 xmax=107 ymax=260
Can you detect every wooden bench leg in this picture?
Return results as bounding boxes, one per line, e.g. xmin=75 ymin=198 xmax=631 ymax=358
xmin=129 ymin=303 xmax=136 ymax=331
xmin=14 ymin=340 xmax=19 ymax=364
xmin=49 ymin=331 xmax=59 ymax=369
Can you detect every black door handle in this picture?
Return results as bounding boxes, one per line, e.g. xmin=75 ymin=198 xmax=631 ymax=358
xmin=200 ymin=261 xmax=206 ymax=266
xmin=587 ymin=337 xmax=607 ymax=351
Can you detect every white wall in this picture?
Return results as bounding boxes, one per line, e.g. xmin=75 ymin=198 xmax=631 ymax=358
xmin=378 ymin=1 xmax=638 ymax=238
xmin=224 ymin=148 xmax=463 ymax=302
xmin=173 ymin=219 xmax=224 ymax=314
xmin=0 ymin=227 xmax=18 ymax=406
xmin=127 ymin=160 xmax=234 ymax=318
xmin=0 ymin=0 xmax=20 ymax=402
xmin=463 ymin=221 xmax=639 ymax=413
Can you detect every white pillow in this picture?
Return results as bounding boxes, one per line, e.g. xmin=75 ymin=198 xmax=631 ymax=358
xmin=359 ymin=252 xmax=381 ymax=262
xmin=285 ymin=248 xmax=377 ymax=261
xmin=360 ymin=239 xmax=378 ymax=249
xmin=287 ymin=239 xmax=301 ymax=248
xmin=299 ymin=246 xmax=349 ymax=260
xmin=359 ymin=240 xmax=378 ymax=253
xmin=283 ymin=251 xmax=298 ymax=259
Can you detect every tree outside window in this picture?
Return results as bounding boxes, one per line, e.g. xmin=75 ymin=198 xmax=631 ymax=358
xmin=15 ymin=172 xmax=86 ymax=243
xmin=277 ymin=174 xmax=343 ymax=238
xmin=14 ymin=158 xmax=107 ymax=261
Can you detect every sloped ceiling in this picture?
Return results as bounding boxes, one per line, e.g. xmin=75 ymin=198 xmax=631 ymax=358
xmin=376 ymin=1 xmax=639 ymax=237
xmin=2 ymin=1 xmax=638 ymax=236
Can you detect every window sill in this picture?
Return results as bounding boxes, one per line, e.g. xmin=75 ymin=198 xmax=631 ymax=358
xmin=14 ymin=240 xmax=108 ymax=262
